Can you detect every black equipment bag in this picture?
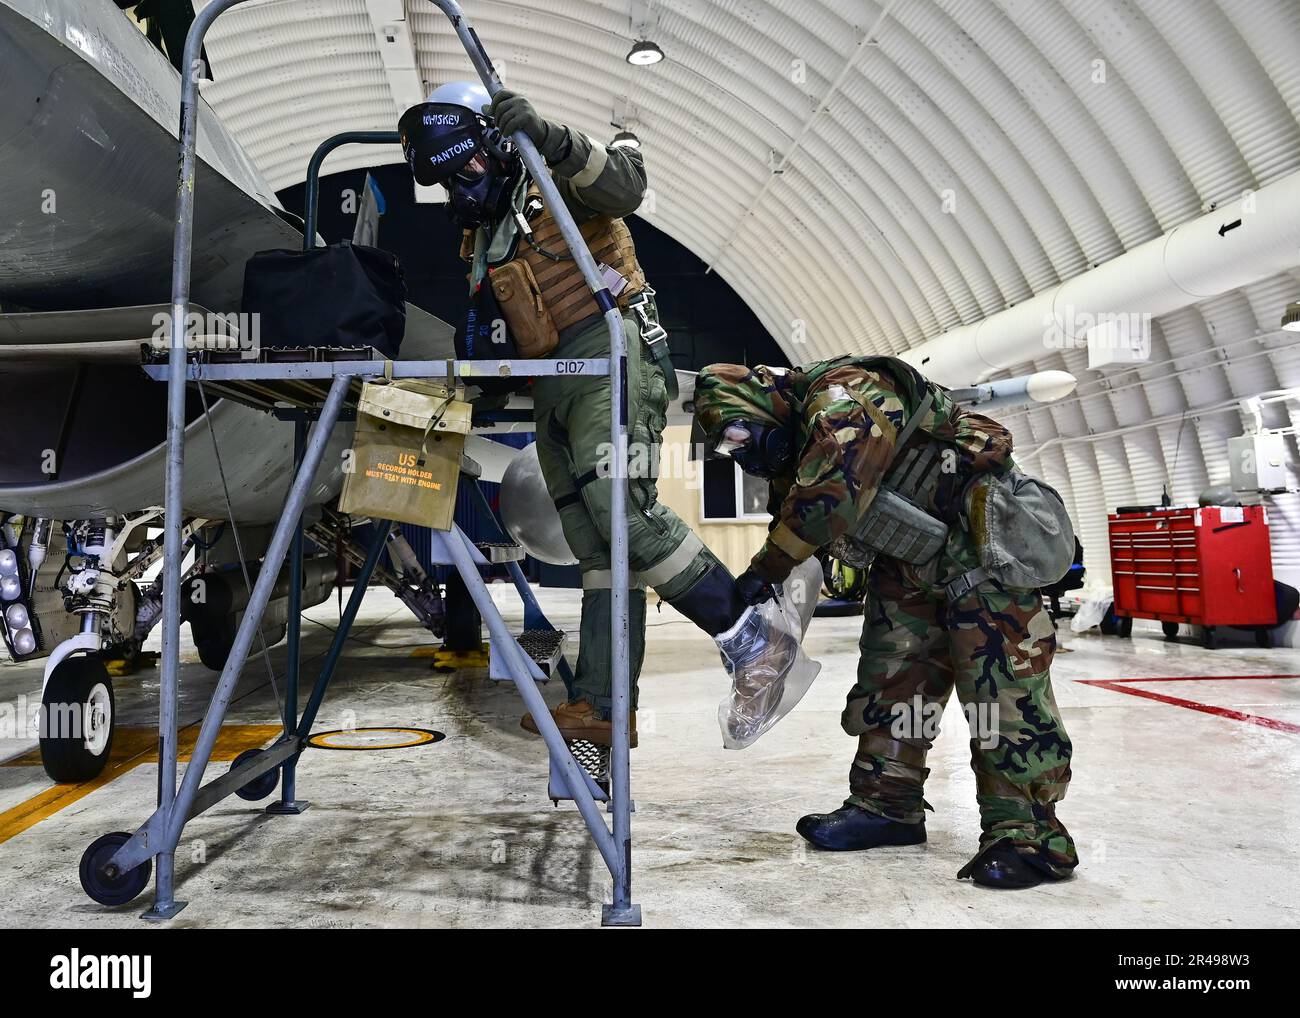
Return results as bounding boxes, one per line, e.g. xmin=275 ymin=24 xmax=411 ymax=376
xmin=242 ymin=242 xmax=407 ymax=358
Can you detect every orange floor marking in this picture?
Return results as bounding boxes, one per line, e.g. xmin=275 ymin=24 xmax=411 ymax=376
xmin=0 ymin=724 xmax=281 ymax=846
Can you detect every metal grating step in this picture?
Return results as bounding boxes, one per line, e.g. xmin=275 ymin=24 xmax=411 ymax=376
xmin=550 ymin=739 xmax=611 ymax=804
xmin=488 ymin=628 xmax=566 ymax=683
xmin=474 ymin=541 xmax=525 ymax=564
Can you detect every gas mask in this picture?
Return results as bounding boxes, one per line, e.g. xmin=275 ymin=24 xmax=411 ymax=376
xmin=445 ymin=156 xmax=518 ymax=228
xmin=398 ymin=100 xmax=519 ymax=228
xmin=714 ymin=421 xmax=794 ymax=479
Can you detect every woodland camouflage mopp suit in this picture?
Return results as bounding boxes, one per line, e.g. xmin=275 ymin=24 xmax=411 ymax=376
xmin=693 ymin=355 xmax=1078 ymax=889
xmin=400 ymin=83 xmax=785 ymax=746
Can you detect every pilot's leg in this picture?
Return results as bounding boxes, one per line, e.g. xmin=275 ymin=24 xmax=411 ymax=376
xmin=524 ymin=314 xmax=745 ymax=745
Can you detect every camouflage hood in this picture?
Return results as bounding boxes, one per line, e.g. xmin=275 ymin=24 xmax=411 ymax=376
xmin=692 ymin=363 xmax=797 ymax=445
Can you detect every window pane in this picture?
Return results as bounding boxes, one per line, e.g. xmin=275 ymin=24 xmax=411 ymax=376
xmin=740 ymin=470 xmax=768 ymax=516
xmin=702 ymin=459 xmax=737 ymax=519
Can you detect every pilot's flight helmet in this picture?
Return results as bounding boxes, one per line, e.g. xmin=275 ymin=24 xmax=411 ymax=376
xmin=398 ymin=80 xmax=510 ymax=187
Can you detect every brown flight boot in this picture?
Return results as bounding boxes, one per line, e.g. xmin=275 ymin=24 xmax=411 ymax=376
xmin=520 ymin=698 xmax=638 ymax=748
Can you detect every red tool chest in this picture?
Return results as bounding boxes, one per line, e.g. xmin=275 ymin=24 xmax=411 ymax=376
xmin=1108 ymin=505 xmax=1275 ymax=645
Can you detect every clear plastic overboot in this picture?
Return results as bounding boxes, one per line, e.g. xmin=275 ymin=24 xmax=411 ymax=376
xmin=714 ymin=592 xmax=822 ymax=750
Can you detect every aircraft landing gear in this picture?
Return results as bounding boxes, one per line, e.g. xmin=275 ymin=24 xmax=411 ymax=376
xmin=40 ymin=656 xmax=115 ymax=783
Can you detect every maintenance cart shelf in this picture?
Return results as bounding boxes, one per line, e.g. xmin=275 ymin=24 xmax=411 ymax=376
xmin=142 ymin=347 xmax=612 ymax=414
xmin=144 ymin=345 xmax=611 ymax=397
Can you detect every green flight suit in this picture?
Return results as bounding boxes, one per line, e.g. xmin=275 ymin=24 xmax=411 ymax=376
xmin=469 ymin=126 xmax=719 ymax=712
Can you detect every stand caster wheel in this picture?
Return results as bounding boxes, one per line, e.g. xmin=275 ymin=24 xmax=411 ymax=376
xmin=80 ymin=832 xmax=150 ymax=907
xmin=1162 ymin=621 xmax=1180 ymax=640
xmin=40 ymin=657 xmax=114 ymax=783
xmin=1254 ymin=628 xmax=1271 ymax=648
xmin=1117 ymin=616 xmax=1133 ymax=638
xmin=231 ymin=749 xmax=279 ymax=801
xmin=1201 ymin=626 xmax=1218 ymax=650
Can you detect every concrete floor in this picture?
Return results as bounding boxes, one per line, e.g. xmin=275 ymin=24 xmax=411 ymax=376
xmin=1 ymin=583 xmax=1297 ymax=928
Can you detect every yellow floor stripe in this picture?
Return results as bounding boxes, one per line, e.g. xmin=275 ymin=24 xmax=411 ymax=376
xmin=411 ymin=644 xmax=489 ymax=667
xmin=0 ymin=724 xmax=281 ymax=847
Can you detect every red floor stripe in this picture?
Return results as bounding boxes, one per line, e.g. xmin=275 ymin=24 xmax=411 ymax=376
xmin=1095 ymin=674 xmax=1300 ymax=684
xmin=1078 ymin=679 xmax=1300 ymax=734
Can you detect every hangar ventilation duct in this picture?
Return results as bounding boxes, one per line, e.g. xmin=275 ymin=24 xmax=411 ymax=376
xmin=902 ymin=168 xmax=1300 ymax=388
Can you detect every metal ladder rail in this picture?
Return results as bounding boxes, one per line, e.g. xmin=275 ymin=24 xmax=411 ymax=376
xmin=428 ymin=0 xmax=637 ymax=926
xmin=102 ymin=375 xmax=355 ymax=910
xmin=465 ymin=474 xmax=576 ymax=689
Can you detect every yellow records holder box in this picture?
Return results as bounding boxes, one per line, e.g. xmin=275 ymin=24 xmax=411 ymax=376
xmin=339 ymin=378 xmax=472 ymax=531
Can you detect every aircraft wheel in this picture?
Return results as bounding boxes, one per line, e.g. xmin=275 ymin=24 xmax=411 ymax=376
xmin=79 ymin=832 xmax=150 ymax=907
xmin=443 ymin=570 xmax=482 ymax=652
xmin=40 ymin=657 xmax=114 ymax=783
xmin=230 ymin=748 xmax=279 ymax=801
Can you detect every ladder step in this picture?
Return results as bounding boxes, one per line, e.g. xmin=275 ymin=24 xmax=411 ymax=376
xmin=474 ymin=541 xmax=525 ymax=564
xmin=488 ymin=628 xmax=566 ymax=682
xmin=549 ymin=739 xmax=610 ymax=805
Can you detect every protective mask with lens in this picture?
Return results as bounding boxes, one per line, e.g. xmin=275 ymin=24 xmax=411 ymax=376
xmin=715 ymin=421 xmax=793 ymax=478
xmin=446 ymin=164 xmax=517 ymax=227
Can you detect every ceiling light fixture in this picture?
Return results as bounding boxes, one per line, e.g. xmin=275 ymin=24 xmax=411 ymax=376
xmin=626 ymin=39 xmax=664 ymax=65
xmin=611 ymin=130 xmax=641 ymax=149
xmin=1282 ymin=301 xmax=1300 ymax=332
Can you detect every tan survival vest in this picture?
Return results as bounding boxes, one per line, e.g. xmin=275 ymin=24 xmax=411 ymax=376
xmin=461 ymin=182 xmax=646 ymax=356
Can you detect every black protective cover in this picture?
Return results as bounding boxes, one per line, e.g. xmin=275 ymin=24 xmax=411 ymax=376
xmin=242 ymin=242 xmax=407 ymax=357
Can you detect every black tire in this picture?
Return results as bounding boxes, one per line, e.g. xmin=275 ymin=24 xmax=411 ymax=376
xmin=40 ymin=657 xmax=114 ymax=783
xmin=80 ymin=831 xmax=151 ymax=907
xmin=194 ymin=616 xmax=287 ymax=672
xmin=1202 ymin=626 xmax=1218 ymax=650
xmin=1117 ymin=616 xmax=1133 ymax=638
xmin=230 ymin=748 xmax=280 ymax=801
xmin=443 ymin=569 xmax=482 ymax=652
xmin=1162 ymin=621 xmax=1180 ymax=640
xmin=1254 ymin=628 xmax=1271 ymax=648
xmin=192 ymin=611 xmax=238 ymax=671
xmin=814 ymin=598 xmax=866 ymax=618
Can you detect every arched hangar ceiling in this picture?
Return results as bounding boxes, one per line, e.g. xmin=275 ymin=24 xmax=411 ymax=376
xmin=196 ymin=0 xmax=1300 ymax=586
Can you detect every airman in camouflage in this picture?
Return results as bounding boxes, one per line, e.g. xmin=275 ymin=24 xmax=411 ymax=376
xmin=693 ymin=355 xmax=1078 ymax=888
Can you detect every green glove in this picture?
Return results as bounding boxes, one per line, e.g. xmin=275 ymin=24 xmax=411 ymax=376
xmin=486 ymin=89 xmax=567 ymax=162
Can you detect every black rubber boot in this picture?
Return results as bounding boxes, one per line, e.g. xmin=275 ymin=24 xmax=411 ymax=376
xmin=964 ymin=841 xmax=1045 ymax=890
xmin=666 ymin=562 xmax=748 ymax=637
xmin=795 ymin=803 xmax=926 ymax=851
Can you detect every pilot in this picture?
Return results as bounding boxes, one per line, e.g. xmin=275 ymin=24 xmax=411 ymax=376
xmin=399 ymin=83 xmax=786 ymax=746
xmin=692 ymin=356 xmax=1079 ymax=889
